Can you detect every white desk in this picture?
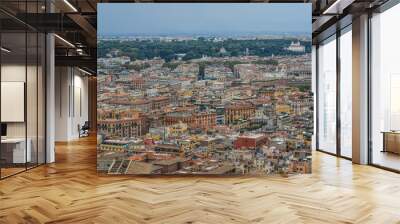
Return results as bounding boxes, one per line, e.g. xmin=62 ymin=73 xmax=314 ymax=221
xmin=1 ymin=138 xmax=31 ymax=163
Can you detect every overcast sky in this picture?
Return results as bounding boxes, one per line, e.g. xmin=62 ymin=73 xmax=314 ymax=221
xmin=98 ymin=3 xmax=311 ymax=36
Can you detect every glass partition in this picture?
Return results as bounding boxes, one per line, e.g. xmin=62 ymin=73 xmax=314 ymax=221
xmin=317 ymin=35 xmax=337 ymax=154
xmin=370 ymin=4 xmax=400 ymax=171
xmin=27 ymin=31 xmax=38 ymax=169
xmin=339 ymin=26 xmax=352 ymax=158
xmin=0 ymin=1 xmax=46 ymax=179
xmin=1 ymin=31 xmax=28 ymax=177
xmin=38 ymin=32 xmax=46 ymax=165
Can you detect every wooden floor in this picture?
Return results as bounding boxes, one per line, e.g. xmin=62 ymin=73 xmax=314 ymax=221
xmin=0 ymin=167 xmax=26 ymax=178
xmin=372 ymin=150 xmax=400 ymax=171
xmin=1 ymin=136 xmax=400 ymax=224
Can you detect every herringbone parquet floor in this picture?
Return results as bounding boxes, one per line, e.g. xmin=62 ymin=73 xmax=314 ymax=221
xmin=1 ymin=136 xmax=400 ymax=224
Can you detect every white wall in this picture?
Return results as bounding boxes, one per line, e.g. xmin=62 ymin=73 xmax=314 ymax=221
xmin=55 ymin=67 xmax=89 ymax=141
xmin=1 ymin=63 xmax=46 ymax=164
xmin=55 ymin=66 xmax=69 ymax=141
xmin=72 ymin=72 xmax=89 ymax=138
xmin=1 ymin=65 xmax=41 ymax=137
xmin=1 ymin=64 xmax=26 ymax=138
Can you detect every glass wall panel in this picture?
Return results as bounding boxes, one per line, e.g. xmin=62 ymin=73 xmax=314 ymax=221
xmin=1 ymin=31 xmax=28 ymax=177
xmin=27 ymin=31 xmax=38 ymax=169
xmin=312 ymin=45 xmax=317 ymax=150
xmin=38 ymin=32 xmax=46 ymax=165
xmin=0 ymin=1 xmax=46 ymax=178
xmin=339 ymin=27 xmax=352 ymax=158
xmin=27 ymin=0 xmax=40 ymax=169
xmin=371 ymin=4 xmax=400 ymax=171
xmin=317 ymin=35 xmax=337 ymax=154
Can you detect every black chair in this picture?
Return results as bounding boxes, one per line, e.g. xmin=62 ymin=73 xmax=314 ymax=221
xmin=79 ymin=121 xmax=90 ymax=138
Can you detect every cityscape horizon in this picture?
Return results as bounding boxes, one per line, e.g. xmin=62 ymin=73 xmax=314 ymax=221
xmin=98 ymin=31 xmax=312 ymax=38
xmin=97 ymin=3 xmax=313 ymax=176
xmin=98 ymin=3 xmax=311 ymax=36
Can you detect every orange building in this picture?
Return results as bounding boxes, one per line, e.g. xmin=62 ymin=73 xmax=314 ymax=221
xmin=132 ymin=77 xmax=145 ymax=89
xmin=164 ymin=112 xmax=216 ymax=130
xmin=225 ymin=103 xmax=256 ymax=124
xmin=150 ymin=96 xmax=170 ymax=110
xmin=98 ymin=109 xmax=148 ymax=137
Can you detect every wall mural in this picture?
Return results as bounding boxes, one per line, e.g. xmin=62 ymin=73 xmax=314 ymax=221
xmin=97 ymin=3 xmax=313 ymax=175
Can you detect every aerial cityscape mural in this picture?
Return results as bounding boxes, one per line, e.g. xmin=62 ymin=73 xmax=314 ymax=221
xmin=97 ymin=3 xmax=313 ymax=175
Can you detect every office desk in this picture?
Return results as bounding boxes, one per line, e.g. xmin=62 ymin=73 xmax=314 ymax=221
xmin=382 ymin=131 xmax=400 ymax=154
xmin=1 ymin=138 xmax=31 ymax=164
